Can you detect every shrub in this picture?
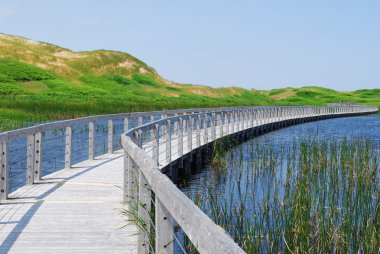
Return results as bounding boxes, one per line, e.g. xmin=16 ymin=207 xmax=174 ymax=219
xmin=0 ymin=58 xmax=56 ymax=81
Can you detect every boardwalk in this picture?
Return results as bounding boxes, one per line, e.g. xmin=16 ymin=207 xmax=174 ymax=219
xmin=0 ymin=152 xmax=137 ymax=254
xmin=0 ymin=106 xmax=377 ymax=254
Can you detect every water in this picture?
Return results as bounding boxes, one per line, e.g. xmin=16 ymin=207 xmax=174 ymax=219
xmin=7 ymin=117 xmax=143 ymax=193
xmin=182 ymin=115 xmax=380 ymax=192
xmin=177 ymin=115 xmax=380 ymax=253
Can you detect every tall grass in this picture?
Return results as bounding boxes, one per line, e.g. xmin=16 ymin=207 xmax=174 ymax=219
xmin=184 ymin=138 xmax=380 ymax=253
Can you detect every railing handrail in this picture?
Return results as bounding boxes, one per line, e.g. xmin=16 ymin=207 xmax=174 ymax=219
xmin=121 ymin=105 xmax=378 ymax=254
xmin=0 ymin=106 xmax=250 ymax=142
xmin=2 ymin=105 xmax=377 ymax=142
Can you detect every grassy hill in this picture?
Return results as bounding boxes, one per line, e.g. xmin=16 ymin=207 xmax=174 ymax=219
xmin=0 ymin=33 xmax=378 ymax=131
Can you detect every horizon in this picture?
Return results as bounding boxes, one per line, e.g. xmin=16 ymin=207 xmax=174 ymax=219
xmin=0 ymin=1 xmax=379 ymax=91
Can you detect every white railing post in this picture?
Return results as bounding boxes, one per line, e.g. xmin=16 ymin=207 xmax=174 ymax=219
xmin=260 ymin=109 xmax=264 ymax=125
xmin=249 ymin=109 xmax=253 ymax=127
xmin=150 ymin=115 xmax=155 ymax=139
xmin=238 ymin=110 xmax=242 ymax=131
xmin=165 ymin=120 xmax=171 ymax=165
xmin=178 ymin=118 xmax=183 ymax=158
xmin=135 ymin=130 xmax=151 ymax=254
xmin=225 ymin=112 xmax=230 ymax=134
xmin=242 ymin=110 xmax=247 ymax=129
xmin=231 ymin=111 xmax=235 ymax=133
xmin=124 ymin=117 xmax=129 ymax=132
xmin=89 ymin=121 xmax=95 ymax=160
xmin=34 ymin=132 xmax=42 ymax=182
xmin=138 ymin=116 xmax=143 ymax=126
xmin=174 ymin=113 xmax=178 ymax=136
xmin=196 ymin=115 xmax=201 ymax=147
xmin=152 ymin=124 xmax=160 ymax=165
xmin=108 ymin=119 xmax=113 ymax=154
xmin=26 ymin=134 xmax=35 ymax=185
xmin=211 ymin=113 xmax=216 ymax=141
xmin=218 ymin=113 xmax=223 ymax=138
xmin=0 ymin=142 xmax=8 ymax=201
xmin=252 ymin=109 xmax=256 ymax=126
xmin=65 ymin=126 xmax=72 ymax=169
xmin=262 ymin=109 xmax=266 ymax=124
xmin=187 ymin=116 xmax=192 ymax=152
xmin=203 ymin=114 xmax=208 ymax=144
xmin=124 ymin=135 xmax=138 ymax=203
xmin=225 ymin=112 xmax=229 ymax=135
xmin=155 ymin=198 xmax=174 ymax=253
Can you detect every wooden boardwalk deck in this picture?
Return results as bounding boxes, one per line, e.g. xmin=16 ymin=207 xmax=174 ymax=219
xmin=0 ymin=152 xmax=137 ymax=254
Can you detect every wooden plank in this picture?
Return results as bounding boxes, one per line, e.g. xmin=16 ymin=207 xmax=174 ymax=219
xmin=2 ymin=153 xmax=138 ymax=253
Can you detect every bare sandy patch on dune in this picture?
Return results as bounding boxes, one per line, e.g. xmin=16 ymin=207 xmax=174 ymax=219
xmin=139 ymin=67 xmax=148 ymax=73
xmin=118 ymin=60 xmax=135 ymax=69
xmin=54 ymin=51 xmax=84 ymax=59
xmin=190 ymin=88 xmax=221 ymax=98
xmin=24 ymin=39 xmax=39 ymax=45
xmin=271 ymin=90 xmax=296 ymax=100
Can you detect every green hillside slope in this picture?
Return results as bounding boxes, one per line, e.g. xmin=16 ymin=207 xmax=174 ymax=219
xmin=0 ymin=33 xmax=378 ymax=131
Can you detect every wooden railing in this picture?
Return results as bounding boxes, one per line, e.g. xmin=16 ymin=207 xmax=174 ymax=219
xmin=0 ymin=107 xmax=247 ymax=201
xmin=121 ymin=105 xmax=378 ymax=254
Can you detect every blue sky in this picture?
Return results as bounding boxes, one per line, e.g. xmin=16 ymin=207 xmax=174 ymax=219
xmin=0 ymin=0 xmax=379 ymax=90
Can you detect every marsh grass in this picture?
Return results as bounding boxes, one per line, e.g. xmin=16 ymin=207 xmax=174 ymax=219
xmin=184 ymin=138 xmax=380 ymax=253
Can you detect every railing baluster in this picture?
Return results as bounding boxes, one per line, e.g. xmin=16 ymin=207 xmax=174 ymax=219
xmin=187 ymin=116 xmax=192 ymax=152
xmin=245 ymin=110 xmax=248 ymax=128
xmin=165 ymin=120 xmax=171 ymax=166
xmin=108 ymin=119 xmax=113 ymax=154
xmin=124 ymin=117 xmax=129 ymax=132
xmin=155 ymin=198 xmax=174 ymax=253
xmin=65 ymin=126 xmax=72 ymax=169
xmin=211 ymin=113 xmax=216 ymax=141
xmin=196 ymin=115 xmax=201 ymax=147
xmin=135 ymin=130 xmax=151 ymax=254
xmin=0 ymin=142 xmax=8 ymax=201
xmin=26 ymin=134 xmax=35 ymax=185
xmin=89 ymin=121 xmax=95 ymax=160
xmin=226 ymin=111 xmax=230 ymax=134
xmin=203 ymin=114 xmax=208 ymax=144
xmin=153 ymin=124 xmax=159 ymax=165
xmin=178 ymin=118 xmax=183 ymax=161
xmin=231 ymin=111 xmax=235 ymax=133
xmin=174 ymin=113 xmax=178 ymax=137
xmin=218 ymin=113 xmax=223 ymax=138
xmin=34 ymin=132 xmax=42 ymax=182
xmin=150 ymin=115 xmax=155 ymax=139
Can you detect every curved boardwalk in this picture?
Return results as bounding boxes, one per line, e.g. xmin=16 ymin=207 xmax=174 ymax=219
xmin=0 ymin=152 xmax=136 ymax=254
xmin=0 ymin=106 xmax=377 ymax=254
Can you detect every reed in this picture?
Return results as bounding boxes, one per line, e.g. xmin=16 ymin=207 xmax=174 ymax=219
xmin=183 ymin=137 xmax=380 ymax=253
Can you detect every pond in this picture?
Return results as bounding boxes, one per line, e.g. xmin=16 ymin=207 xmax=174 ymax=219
xmin=178 ymin=115 xmax=380 ymax=253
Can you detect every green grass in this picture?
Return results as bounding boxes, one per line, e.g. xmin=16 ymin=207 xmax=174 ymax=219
xmin=0 ymin=33 xmax=379 ymax=131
